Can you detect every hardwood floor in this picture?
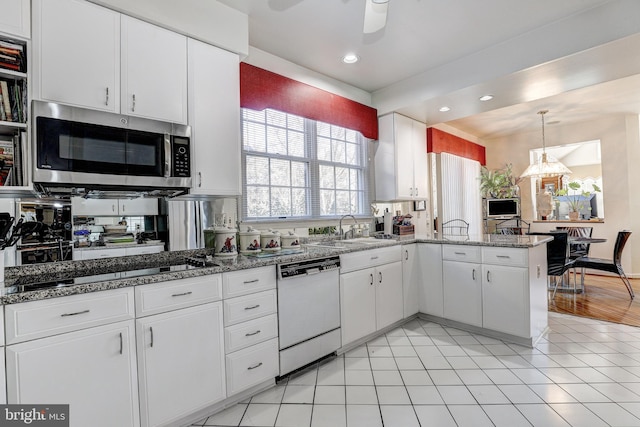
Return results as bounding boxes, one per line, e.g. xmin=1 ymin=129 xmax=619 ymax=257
xmin=548 ymin=272 xmax=640 ymax=327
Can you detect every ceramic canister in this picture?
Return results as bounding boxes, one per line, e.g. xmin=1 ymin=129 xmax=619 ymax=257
xmin=260 ymin=230 xmax=281 ymax=252
xmin=281 ymin=231 xmax=301 ymax=250
xmin=239 ymin=227 xmax=261 ymax=254
xmin=213 ymin=226 xmax=238 ymax=257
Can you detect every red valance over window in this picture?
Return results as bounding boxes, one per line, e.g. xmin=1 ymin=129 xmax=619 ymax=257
xmin=240 ymin=63 xmax=378 ymax=140
xmin=427 ymin=127 xmax=486 ymax=165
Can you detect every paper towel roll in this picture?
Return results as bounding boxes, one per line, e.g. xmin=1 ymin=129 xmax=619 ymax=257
xmin=383 ymin=212 xmax=393 ymax=235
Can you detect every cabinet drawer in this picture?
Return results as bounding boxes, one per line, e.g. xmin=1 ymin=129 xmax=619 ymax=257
xmin=135 ymin=274 xmax=222 ymax=317
xmin=222 ymin=266 xmax=276 ymax=299
xmin=5 ymin=288 xmax=135 ymax=344
xmin=340 ymin=246 xmax=402 ymax=274
xmin=225 ymin=314 xmax=278 ymax=354
xmin=482 ymin=247 xmax=528 ymax=268
xmin=224 ymin=290 xmax=277 ymax=327
xmin=81 ymin=248 xmax=126 ymax=260
xmin=442 ymin=245 xmax=482 ymax=263
xmin=226 ymin=338 xmax=279 ymax=396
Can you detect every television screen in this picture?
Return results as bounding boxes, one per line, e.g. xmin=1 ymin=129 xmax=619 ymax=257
xmin=487 ymin=198 xmax=519 ymax=218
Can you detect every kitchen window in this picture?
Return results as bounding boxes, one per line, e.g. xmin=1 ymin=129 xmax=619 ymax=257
xmin=241 ymin=108 xmax=369 ymax=220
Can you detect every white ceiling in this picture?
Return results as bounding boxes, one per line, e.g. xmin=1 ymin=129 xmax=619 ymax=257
xmin=217 ymin=0 xmax=640 ymax=139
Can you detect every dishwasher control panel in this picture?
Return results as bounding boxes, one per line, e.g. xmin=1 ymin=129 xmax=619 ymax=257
xmin=278 ymin=256 xmax=341 ymax=279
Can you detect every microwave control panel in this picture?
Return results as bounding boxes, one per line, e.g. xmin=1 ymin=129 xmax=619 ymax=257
xmin=172 ymin=136 xmax=191 ymax=177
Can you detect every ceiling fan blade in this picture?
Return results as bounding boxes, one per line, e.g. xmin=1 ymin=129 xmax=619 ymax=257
xmin=363 ymin=0 xmax=388 ymax=34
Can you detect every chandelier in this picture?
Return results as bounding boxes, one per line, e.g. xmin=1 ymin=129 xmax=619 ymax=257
xmin=520 ymin=110 xmax=572 ymax=178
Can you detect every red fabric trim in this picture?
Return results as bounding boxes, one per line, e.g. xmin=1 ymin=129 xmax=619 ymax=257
xmin=240 ymin=63 xmax=378 ymax=140
xmin=427 ymin=127 xmax=486 ymax=165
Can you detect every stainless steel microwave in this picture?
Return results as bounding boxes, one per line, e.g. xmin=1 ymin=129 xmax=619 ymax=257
xmin=32 ymin=102 xmax=192 ymax=192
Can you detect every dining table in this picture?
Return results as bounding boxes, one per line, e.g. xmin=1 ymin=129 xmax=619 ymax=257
xmin=557 ymin=236 xmax=607 ymax=293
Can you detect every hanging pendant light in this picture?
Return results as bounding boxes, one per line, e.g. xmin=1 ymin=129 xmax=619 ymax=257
xmin=520 ymin=110 xmax=572 ymax=178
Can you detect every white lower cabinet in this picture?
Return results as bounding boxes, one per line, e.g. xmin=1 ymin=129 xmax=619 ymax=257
xmin=443 ymin=260 xmax=483 ymax=327
xmin=340 ymin=247 xmax=403 ymax=347
xmin=225 ymin=338 xmax=279 ymax=396
xmin=402 ymin=244 xmax=419 ymax=317
xmin=418 ymin=243 xmax=443 ymax=317
xmin=136 ymin=302 xmax=225 ymax=427
xmin=6 ymin=320 xmax=139 ymax=427
xmin=482 ymin=264 xmax=529 ymax=337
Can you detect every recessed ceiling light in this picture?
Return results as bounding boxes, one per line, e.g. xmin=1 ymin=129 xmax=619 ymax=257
xmin=479 ymin=95 xmax=494 ymax=101
xmin=439 ymin=106 xmax=451 ymax=112
xmin=342 ymin=54 xmax=359 ymax=64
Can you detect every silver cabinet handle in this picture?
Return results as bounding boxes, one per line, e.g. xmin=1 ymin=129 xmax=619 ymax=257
xmin=454 ymin=252 xmax=466 ymax=255
xmin=409 ymin=187 xmax=413 ymax=196
xmin=121 ymin=204 xmax=125 ymax=212
xmin=198 ymin=172 xmax=202 ymax=188
xmin=119 ymin=332 xmax=123 ymax=355
xmin=244 ymin=304 xmax=260 ymax=310
xmin=150 ymin=326 xmax=154 ymax=348
xmin=496 ymin=255 xmax=511 ymax=259
xmin=243 ymin=279 xmax=259 ymax=284
xmin=171 ymin=291 xmax=193 ymax=297
xmin=112 ymin=204 xmax=116 ymax=213
xmin=416 ymin=187 xmax=419 ymax=196
xmin=405 ymin=250 xmax=409 ymax=261
xmin=370 ymin=273 xmax=373 ymax=285
xmin=245 ymin=330 xmax=261 ymax=337
xmin=472 ymin=269 xmax=476 ymax=280
xmin=105 ymin=87 xmax=109 ymax=106
xmin=378 ymin=271 xmax=382 ymax=284
xmin=247 ymin=362 xmax=263 ymax=370
xmin=487 ymin=271 xmax=491 ymax=282
xmin=61 ymin=309 xmax=90 ymax=317
xmin=132 ymin=94 xmax=136 ymax=112
xmin=370 ymin=256 xmax=379 ymax=260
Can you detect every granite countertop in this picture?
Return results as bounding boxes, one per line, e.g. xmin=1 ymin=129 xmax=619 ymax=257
xmin=0 ymin=234 xmax=551 ymax=305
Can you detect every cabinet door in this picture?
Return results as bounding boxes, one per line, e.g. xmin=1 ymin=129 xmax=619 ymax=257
xmin=121 ymin=16 xmax=187 ymax=124
xmin=482 ymin=265 xmax=529 ymax=337
xmin=402 ymin=245 xmax=419 ymax=318
xmin=6 ymin=321 xmax=139 ymax=427
xmin=412 ymin=120 xmax=428 ymax=198
xmin=188 ymin=38 xmax=241 ymax=196
xmin=0 ymin=0 xmax=29 ymax=38
xmin=118 ymin=198 xmax=159 ymax=216
xmin=34 ymin=0 xmax=120 ymax=112
xmin=394 ymin=114 xmax=415 ymax=199
xmin=71 ymin=197 xmax=118 ymax=216
xmin=443 ymin=260 xmax=482 ymax=327
xmin=376 ymin=261 xmax=404 ymax=330
xmin=340 ymin=268 xmax=376 ymax=346
xmin=137 ymin=302 xmax=225 ymax=427
xmin=418 ymin=244 xmax=444 ymax=317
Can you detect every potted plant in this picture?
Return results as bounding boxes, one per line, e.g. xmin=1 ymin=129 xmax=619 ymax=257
xmin=480 ymin=164 xmax=520 ymax=198
xmin=555 ymin=181 xmax=601 ymax=220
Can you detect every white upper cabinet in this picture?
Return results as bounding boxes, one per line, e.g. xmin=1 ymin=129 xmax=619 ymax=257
xmin=187 ymin=38 xmax=241 ymax=196
xmin=0 ymin=0 xmax=30 ymax=39
xmin=33 ymin=0 xmax=188 ymax=124
xmin=121 ymin=16 xmax=187 ymax=124
xmin=375 ymin=113 xmax=428 ymax=201
xmin=33 ymin=0 xmax=121 ymax=112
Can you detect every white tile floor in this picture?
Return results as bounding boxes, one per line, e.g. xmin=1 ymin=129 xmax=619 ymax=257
xmin=191 ymin=312 xmax=640 ymax=427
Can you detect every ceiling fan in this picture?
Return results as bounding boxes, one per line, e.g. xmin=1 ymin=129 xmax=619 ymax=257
xmin=363 ymin=0 xmax=390 ymax=34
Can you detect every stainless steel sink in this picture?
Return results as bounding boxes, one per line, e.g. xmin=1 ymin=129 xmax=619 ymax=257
xmin=304 ymin=241 xmax=347 ymax=249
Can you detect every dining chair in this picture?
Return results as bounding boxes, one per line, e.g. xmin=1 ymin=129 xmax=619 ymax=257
xmin=528 ymin=231 xmax=576 ymax=298
xmin=556 ymin=226 xmax=593 ymax=259
xmin=441 ymin=219 xmax=469 ymax=236
xmin=496 ymin=219 xmax=530 ymax=235
xmin=573 ymin=230 xmax=634 ymax=299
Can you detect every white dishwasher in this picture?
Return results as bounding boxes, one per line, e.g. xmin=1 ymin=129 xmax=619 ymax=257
xmin=277 ymin=256 xmax=341 ymax=376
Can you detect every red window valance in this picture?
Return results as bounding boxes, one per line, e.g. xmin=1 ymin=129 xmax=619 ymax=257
xmin=240 ymin=63 xmax=378 ymax=140
xmin=427 ymin=127 xmax=486 ymax=165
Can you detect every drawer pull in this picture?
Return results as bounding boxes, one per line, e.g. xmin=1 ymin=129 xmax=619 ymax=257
xmin=119 ymin=332 xmax=123 ymax=355
xmin=496 ymin=255 xmax=511 ymax=259
xmin=370 ymin=273 xmax=374 ymax=286
xmin=60 ymin=309 xmax=90 ymax=317
xmin=247 ymin=362 xmax=263 ymax=370
xmin=244 ymin=304 xmax=261 ymax=310
xmin=487 ymin=271 xmax=491 ymax=282
xmin=454 ymin=252 xmax=466 ymax=255
xmin=171 ymin=291 xmax=193 ymax=297
xmin=243 ymin=279 xmax=259 ymax=284
xmin=245 ymin=330 xmax=261 ymax=337
xmin=472 ymin=269 xmax=476 ymax=280
xmin=378 ymin=271 xmax=382 ymax=284
xmin=150 ymin=326 xmax=154 ymax=348
xmin=370 ymin=256 xmax=379 ymax=260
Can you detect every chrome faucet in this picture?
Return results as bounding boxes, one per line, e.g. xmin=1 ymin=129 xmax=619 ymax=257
xmin=338 ymin=215 xmax=358 ymax=240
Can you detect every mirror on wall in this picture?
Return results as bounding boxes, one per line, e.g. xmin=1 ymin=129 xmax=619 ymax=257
xmin=531 ymin=140 xmax=604 ymax=220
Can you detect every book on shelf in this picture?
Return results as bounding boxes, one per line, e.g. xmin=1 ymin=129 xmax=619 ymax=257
xmin=0 ymin=38 xmax=26 ymax=73
xmin=0 ymin=78 xmax=26 ymax=123
xmin=0 ymin=137 xmax=14 ymax=186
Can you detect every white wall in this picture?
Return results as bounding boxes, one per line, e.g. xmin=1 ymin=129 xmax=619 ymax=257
xmin=485 ymin=114 xmax=640 ymax=276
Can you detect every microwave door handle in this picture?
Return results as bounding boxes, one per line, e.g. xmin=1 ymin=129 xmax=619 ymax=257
xmin=164 ymin=134 xmax=171 ymax=177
